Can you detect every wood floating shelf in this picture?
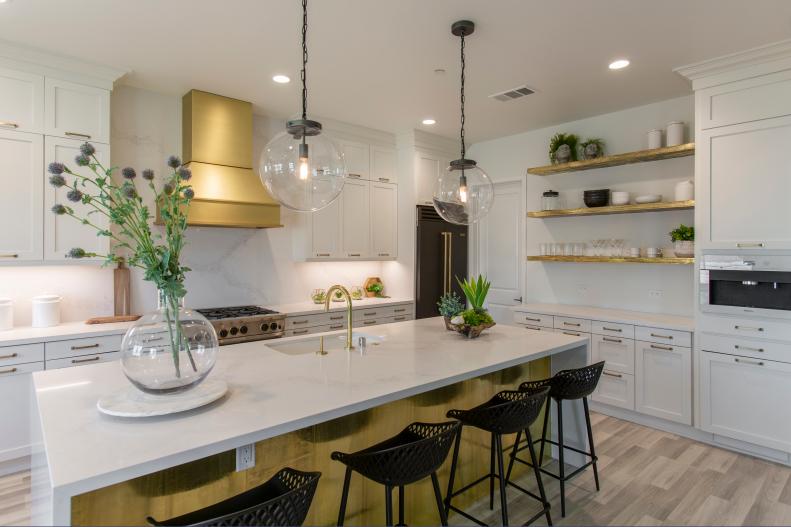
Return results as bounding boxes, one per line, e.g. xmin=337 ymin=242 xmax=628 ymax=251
xmin=526 ymin=143 xmax=695 ymax=176
xmin=527 ymin=255 xmax=695 ymax=265
xmin=528 ymin=200 xmax=695 ymax=218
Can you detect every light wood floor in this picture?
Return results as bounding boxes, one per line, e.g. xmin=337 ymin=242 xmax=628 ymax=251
xmin=2 ymin=413 xmax=791 ymax=526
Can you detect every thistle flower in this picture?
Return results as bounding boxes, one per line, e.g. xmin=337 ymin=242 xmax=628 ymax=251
xmin=121 ymin=184 xmax=137 ymax=199
xmin=49 ymin=174 xmax=66 ymax=188
xmin=163 ymin=182 xmax=175 ymax=195
xmin=177 ymin=166 xmax=192 ymax=181
xmin=66 ymin=189 xmax=83 ymax=203
xmin=67 ymin=248 xmax=87 ymax=259
xmin=48 ymin=162 xmax=65 ymax=175
xmin=183 ymin=187 xmax=195 ymax=199
xmin=167 ymin=155 xmax=181 ymax=168
xmin=122 ymin=167 xmax=137 ymax=180
xmin=75 ymin=154 xmax=90 ymax=167
xmin=51 ymin=204 xmax=68 ymax=215
xmin=79 ymin=143 xmax=96 ymax=156
xmin=142 ymin=169 xmax=155 ymax=181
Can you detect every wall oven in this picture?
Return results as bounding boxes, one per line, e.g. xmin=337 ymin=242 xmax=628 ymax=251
xmin=700 ymin=253 xmax=791 ymax=319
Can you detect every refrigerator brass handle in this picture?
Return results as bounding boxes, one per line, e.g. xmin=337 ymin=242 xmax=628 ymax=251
xmin=442 ymin=232 xmax=450 ymax=296
xmin=448 ymin=233 xmax=453 ymax=294
xmin=70 ymin=343 xmax=100 ymax=350
xmin=734 ymin=357 xmax=764 ymax=366
xmin=650 ymin=344 xmax=673 ymax=351
xmin=65 ymin=131 xmax=92 ymax=139
xmin=0 ymin=352 xmax=19 ymax=360
xmin=602 ymin=337 xmax=622 ymax=343
xmin=734 ymin=344 xmax=764 ymax=352
xmin=0 ymin=120 xmax=19 ymax=129
xmin=602 ymin=371 xmax=623 ymax=378
xmin=72 ymin=356 xmax=100 ymax=364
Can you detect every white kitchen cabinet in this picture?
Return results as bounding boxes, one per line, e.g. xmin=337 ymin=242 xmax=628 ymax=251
xmin=701 ymin=351 xmax=791 ymax=452
xmin=370 ymin=182 xmax=397 ymax=259
xmin=0 ymin=129 xmax=43 ymax=261
xmin=44 ymin=137 xmax=110 ymax=261
xmin=310 ymin=196 xmax=342 ymax=259
xmin=339 ymin=139 xmax=370 ymax=180
xmin=698 ymin=114 xmax=791 ymax=250
xmin=371 ymin=146 xmax=397 ymax=184
xmin=45 ymin=78 xmax=110 ymax=144
xmin=636 ymin=341 xmax=692 ymax=425
xmin=340 ymin=179 xmax=370 ymax=259
xmin=415 ymin=152 xmax=452 ymax=206
xmin=0 ymin=67 xmax=44 ymax=134
xmin=592 ymin=370 xmax=635 ymax=410
xmin=591 ymin=333 xmax=635 ymax=374
xmin=0 ymin=361 xmax=44 ymax=465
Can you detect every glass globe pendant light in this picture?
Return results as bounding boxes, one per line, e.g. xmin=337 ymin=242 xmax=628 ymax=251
xmin=259 ymin=0 xmax=345 ymax=212
xmin=432 ymin=20 xmax=494 ymax=225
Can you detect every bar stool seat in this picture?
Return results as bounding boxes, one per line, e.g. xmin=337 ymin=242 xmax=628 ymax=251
xmin=331 ymin=421 xmax=460 ymax=526
xmin=146 ymin=467 xmax=320 ymax=527
xmin=445 ymin=387 xmax=552 ymax=526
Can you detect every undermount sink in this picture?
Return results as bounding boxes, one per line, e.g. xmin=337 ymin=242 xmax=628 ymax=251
xmin=267 ymin=332 xmax=385 ymax=356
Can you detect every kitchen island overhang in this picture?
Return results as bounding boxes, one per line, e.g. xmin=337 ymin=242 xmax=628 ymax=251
xmin=30 ymin=317 xmax=589 ymax=525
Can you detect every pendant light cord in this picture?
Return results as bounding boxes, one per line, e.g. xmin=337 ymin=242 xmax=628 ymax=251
xmin=459 ymin=31 xmax=466 ymax=159
xmin=301 ymin=0 xmax=308 ymax=120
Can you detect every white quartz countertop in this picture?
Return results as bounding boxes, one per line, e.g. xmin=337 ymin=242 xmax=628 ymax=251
xmin=32 ymin=317 xmax=585 ymax=497
xmin=513 ymin=303 xmax=694 ymax=332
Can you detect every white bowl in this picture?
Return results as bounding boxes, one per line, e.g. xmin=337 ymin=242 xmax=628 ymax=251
xmin=635 ymin=194 xmax=662 ymax=204
xmin=611 ymin=192 xmax=630 ymax=205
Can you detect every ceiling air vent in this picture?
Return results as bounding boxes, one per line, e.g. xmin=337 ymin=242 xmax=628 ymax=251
xmin=489 ymin=85 xmax=536 ymax=102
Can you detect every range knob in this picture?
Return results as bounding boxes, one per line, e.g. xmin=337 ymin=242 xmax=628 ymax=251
xmin=240 ymin=325 xmax=248 ymax=334
xmin=229 ymin=327 xmax=239 ymax=336
xmin=260 ymin=323 xmax=269 ymax=332
xmin=270 ymin=322 xmax=279 ymax=331
xmin=219 ymin=329 xmax=228 ymax=338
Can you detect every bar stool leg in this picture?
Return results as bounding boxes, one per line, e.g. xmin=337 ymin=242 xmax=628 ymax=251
xmin=444 ymin=426 xmax=462 ymax=517
xmin=430 ymin=472 xmax=448 ymax=526
xmin=505 ymin=429 xmax=522 ymax=482
xmin=495 ymin=434 xmax=509 ymax=526
xmin=397 ymin=485 xmax=405 ymax=526
xmin=385 ymin=485 xmax=394 ymax=526
xmin=557 ymin=400 xmax=566 ymax=518
xmin=525 ymin=428 xmax=552 ymax=526
xmin=489 ymin=432 xmax=496 ymax=510
xmin=337 ymin=467 xmax=352 ymax=526
xmin=583 ymin=397 xmax=600 ymax=491
xmin=538 ymin=399 xmax=551 ymax=464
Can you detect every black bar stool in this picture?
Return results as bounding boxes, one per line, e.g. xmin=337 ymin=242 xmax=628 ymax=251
xmin=507 ymin=361 xmax=605 ymax=517
xmin=445 ymin=387 xmax=552 ymax=527
xmin=146 ymin=467 xmax=320 ymax=527
xmin=331 ymin=421 xmax=460 ymax=526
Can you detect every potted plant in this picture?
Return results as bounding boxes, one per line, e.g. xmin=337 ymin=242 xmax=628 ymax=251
xmin=670 ymin=224 xmax=695 ymax=257
xmin=549 ymin=133 xmax=579 ymax=164
xmin=580 ymin=138 xmax=605 ymax=160
xmin=366 ymin=282 xmax=384 ymax=298
xmin=448 ymin=275 xmax=496 ymax=338
xmin=437 ymin=292 xmax=464 ymax=330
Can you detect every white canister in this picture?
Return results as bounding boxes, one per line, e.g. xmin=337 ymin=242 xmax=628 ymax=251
xmin=32 ymin=294 xmax=61 ymax=328
xmin=666 ymin=121 xmax=685 ymax=146
xmin=0 ymin=298 xmax=12 ymax=331
xmin=647 ymin=129 xmax=663 ymax=150
xmin=674 ymin=180 xmax=694 ymax=201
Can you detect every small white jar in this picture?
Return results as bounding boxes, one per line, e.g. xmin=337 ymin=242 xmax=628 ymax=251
xmin=32 ymin=294 xmax=61 ymax=328
xmin=0 ymin=298 xmax=12 ymax=331
xmin=674 ymin=180 xmax=694 ymax=201
xmin=666 ymin=121 xmax=685 ymax=146
xmin=647 ymin=129 xmax=663 ymax=149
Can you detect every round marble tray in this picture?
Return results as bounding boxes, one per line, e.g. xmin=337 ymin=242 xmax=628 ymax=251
xmin=97 ymin=379 xmax=228 ymax=418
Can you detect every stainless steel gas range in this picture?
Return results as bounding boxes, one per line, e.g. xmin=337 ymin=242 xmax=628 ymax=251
xmin=196 ymin=306 xmax=286 ymax=345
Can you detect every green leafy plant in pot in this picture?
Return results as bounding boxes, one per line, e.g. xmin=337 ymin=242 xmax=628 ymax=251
xmin=669 ymin=224 xmax=695 ymax=258
xmin=549 ymin=133 xmax=579 ymax=164
xmin=449 ymin=275 xmax=496 ymax=338
xmin=437 ymin=292 xmax=464 ymax=330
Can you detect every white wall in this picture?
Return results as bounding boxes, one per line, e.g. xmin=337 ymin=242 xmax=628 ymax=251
xmin=468 ymin=96 xmax=696 ymax=316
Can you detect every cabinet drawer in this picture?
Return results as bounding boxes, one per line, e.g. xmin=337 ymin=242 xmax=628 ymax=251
xmin=286 ymin=314 xmax=328 ymax=330
xmin=700 ymin=69 xmax=791 ymax=129
xmin=388 ymin=314 xmax=413 ymax=323
xmin=0 ymin=343 xmax=44 ymax=367
xmin=353 ymin=306 xmax=395 ymax=322
xmin=513 ymin=311 xmax=553 ymax=329
xmin=591 ymin=334 xmax=635 ymax=374
xmin=0 ymin=67 xmax=44 ymax=134
xmin=285 ymin=325 xmax=332 ymax=337
xmin=0 ymin=360 xmax=44 ymax=378
xmin=699 ymin=332 xmax=791 ymax=364
xmin=353 ymin=318 xmax=385 ymax=328
xmin=554 ymin=316 xmax=591 ymax=332
xmin=45 ymin=78 xmax=110 ymax=143
xmin=591 ymin=320 xmax=635 ymax=339
xmin=699 ymin=314 xmax=791 ymax=342
xmin=592 ymin=370 xmax=635 ymax=410
xmin=390 ymin=304 xmax=414 ymax=316
xmin=635 ymin=341 xmax=692 ymax=425
xmin=635 ymin=326 xmax=691 ymax=347
xmin=45 ymin=334 xmax=123 ymax=360
xmin=46 ymin=351 xmax=120 ymax=370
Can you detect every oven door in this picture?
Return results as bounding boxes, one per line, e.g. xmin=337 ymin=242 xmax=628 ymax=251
xmin=701 ymin=269 xmax=791 ymax=319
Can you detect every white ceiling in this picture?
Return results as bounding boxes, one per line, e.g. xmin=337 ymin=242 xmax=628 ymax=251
xmin=2 ymin=0 xmax=791 ymax=142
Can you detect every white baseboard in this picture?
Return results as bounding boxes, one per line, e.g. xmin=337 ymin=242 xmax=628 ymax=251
xmin=0 ymin=453 xmax=30 ymax=477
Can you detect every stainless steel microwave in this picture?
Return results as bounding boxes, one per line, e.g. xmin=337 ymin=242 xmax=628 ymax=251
xmin=700 ymin=254 xmax=791 ymax=319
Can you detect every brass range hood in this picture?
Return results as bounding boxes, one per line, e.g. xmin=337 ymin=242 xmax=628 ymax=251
xmin=176 ymin=89 xmax=281 ymax=228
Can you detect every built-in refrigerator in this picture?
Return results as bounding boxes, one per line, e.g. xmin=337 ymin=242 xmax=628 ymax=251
xmin=415 ymin=205 xmax=468 ymax=319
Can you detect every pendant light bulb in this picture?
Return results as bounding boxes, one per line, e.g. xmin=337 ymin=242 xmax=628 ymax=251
xmin=459 ymin=173 xmax=468 ymax=203
xmin=298 ymin=141 xmax=309 ymax=180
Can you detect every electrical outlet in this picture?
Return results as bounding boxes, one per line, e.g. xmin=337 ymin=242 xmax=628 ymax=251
xmin=235 ymin=444 xmax=255 ymax=471
xmin=648 ymin=290 xmax=663 ymax=299
xmin=577 ymin=284 xmax=589 ymax=295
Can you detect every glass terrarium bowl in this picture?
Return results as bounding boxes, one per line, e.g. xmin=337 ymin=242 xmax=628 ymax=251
xmin=350 ymin=286 xmax=364 ymax=300
xmin=311 ymin=288 xmax=327 ymax=304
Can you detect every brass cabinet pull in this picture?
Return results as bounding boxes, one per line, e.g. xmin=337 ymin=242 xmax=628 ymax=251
xmin=563 ymin=331 xmax=581 ymax=336
xmin=524 ymin=317 xmax=541 ymax=322
xmin=329 ymin=315 xmax=344 ymax=321
xmin=650 ymin=333 xmax=673 ymax=340
xmin=602 ymin=327 xmax=622 ymax=332
xmin=394 ymin=308 xmax=406 ymax=313
xmin=602 ymin=337 xmax=622 ymax=343
xmin=0 ymin=254 xmax=19 ymax=258
xmin=441 ymin=232 xmax=450 ymax=295
xmin=0 ymin=352 xmax=19 ymax=360
xmin=292 ymin=320 xmax=309 ymax=325
xmin=347 ymin=174 xmax=361 ymax=179
xmin=71 ymin=343 xmax=100 ymax=350
xmin=735 ymin=325 xmax=764 ymax=332
xmin=735 ymin=344 xmax=764 ymax=353
xmin=735 ymin=357 xmax=764 ymax=366
xmin=378 ymin=253 xmax=390 ymax=257
xmin=563 ymin=321 xmax=581 ymax=327
xmin=363 ymin=320 xmax=377 ymax=325
xmin=348 ymin=253 xmax=361 ymax=257
xmin=448 ymin=233 xmax=453 ymax=293
xmin=363 ymin=311 xmax=377 ymax=316
xmin=72 ymin=356 xmax=100 ymax=364
xmin=650 ymin=344 xmax=673 ymax=351
xmin=602 ymin=371 xmax=623 ymax=378
xmin=736 ymin=243 xmax=764 ymax=248
xmin=65 ymin=131 xmax=92 ymax=139
xmin=524 ymin=325 xmax=542 ymax=331
xmin=378 ymin=178 xmax=390 ymax=182
xmin=394 ymin=316 xmax=406 ymax=321
xmin=0 ymin=120 xmax=19 ymax=129
xmin=293 ymin=329 xmax=309 ymax=335
xmin=0 ymin=367 xmax=18 ymax=375
xmin=329 ymin=324 xmax=344 ymax=330
xmin=316 ymin=253 xmax=330 ymax=257
xmin=143 ymin=336 xmax=164 ymax=343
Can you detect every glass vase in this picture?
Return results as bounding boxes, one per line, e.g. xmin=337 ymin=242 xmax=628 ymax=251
xmin=121 ymin=289 xmax=218 ymax=395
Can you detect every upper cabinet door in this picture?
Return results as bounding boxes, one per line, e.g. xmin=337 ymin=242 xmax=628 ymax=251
xmin=698 ymin=115 xmax=791 ymax=250
xmin=311 ymin=196 xmax=342 ymax=259
xmin=0 ymin=130 xmax=43 ymax=261
xmin=45 ymin=78 xmax=110 ymax=144
xmin=44 ymin=137 xmax=110 ymax=261
xmin=339 ymin=140 xmax=370 ymax=181
xmin=341 ymin=179 xmax=371 ymax=258
xmin=370 ymin=182 xmax=397 ymax=259
xmin=0 ymin=67 xmax=44 ymax=134
xmin=371 ymin=146 xmax=397 ymax=184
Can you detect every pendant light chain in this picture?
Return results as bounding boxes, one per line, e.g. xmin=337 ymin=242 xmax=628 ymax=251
xmin=301 ymin=0 xmax=308 ymax=120
xmin=459 ymin=31 xmax=466 ymax=159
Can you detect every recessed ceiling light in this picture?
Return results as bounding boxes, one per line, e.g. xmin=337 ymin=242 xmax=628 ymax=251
xmin=272 ymin=74 xmax=290 ymax=84
xmin=422 ymin=118 xmax=436 ymax=125
xmin=608 ymin=59 xmax=630 ymax=70
xmin=0 ymin=1 xmax=12 ymax=4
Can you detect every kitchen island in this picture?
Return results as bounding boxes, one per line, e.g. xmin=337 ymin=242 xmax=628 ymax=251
xmin=30 ymin=317 xmax=588 ymax=526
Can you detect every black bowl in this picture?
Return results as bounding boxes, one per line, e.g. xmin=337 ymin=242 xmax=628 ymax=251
xmin=584 ymin=189 xmax=610 ymax=196
xmin=584 ymin=194 xmax=609 ymax=207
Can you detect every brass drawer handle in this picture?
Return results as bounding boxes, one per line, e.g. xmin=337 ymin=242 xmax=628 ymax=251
xmin=0 ymin=352 xmax=19 ymax=360
xmin=65 ymin=131 xmax=92 ymax=139
xmin=735 ymin=344 xmax=764 ymax=353
xmin=394 ymin=316 xmax=406 ymax=321
xmin=70 ymin=343 xmax=100 ymax=350
xmin=143 ymin=336 xmax=164 ymax=343
xmin=292 ymin=320 xmax=309 ymax=325
xmin=524 ymin=317 xmax=541 ymax=322
xmin=602 ymin=327 xmax=622 ymax=332
xmin=329 ymin=324 xmax=344 ymax=330
xmin=378 ymin=253 xmax=390 ymax=257
xmin=525 ymin=325 xmax=542 ymax=331
xmin=602 ymin=337 xmax=623 ymax=343
xmin=735 ymin=358 xmax=764 ymax=366
xmin=563 ymin=321 xmax=581 ymax=327
xmin=72 ymin=356 xmax=100 ymax=364
xmin=650 ymin=333 xmax=673 ymax=340
xmin=316 ymin=253 xmax=331 ymax=257
xmin=0 ymin=367 xmax=18 ymax=374
xmin=650 ymin=344 xmax=673 ymax=351
xmin=602 ymin=371 xmax=623 ymax=378
xmin=378 ymin=178 xmax=390 ymax=182
xmin=347 ymin=174 xmax=361 ymax=179
xmin=394 ymin=308 xmax=406 ymax=313
xmin=363 ymin=311 xmax=377 ymax=316
xmin=736 ymin=243 xmax=764 ymax=248
xmin=363 ymin=320 xmax=377 ymax=325
xmin=734 ymin=325 xmax=764 ymax=332
xmin=292 ymin=329 xmax=309 ymax=335
xmin=563 ymin=331 xmax=581 ymax=336
xmin=329 ymin=315 xmax=344 ymax=321
xmin=0 ymin=120 xmax=19 ymax=129
xmin=0 ymin=254 xmax=19 ymax=258
xmin=348 ymin=253 xmax=361 ymax=257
